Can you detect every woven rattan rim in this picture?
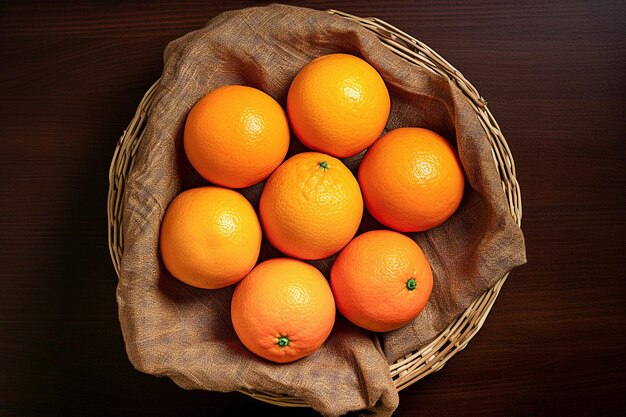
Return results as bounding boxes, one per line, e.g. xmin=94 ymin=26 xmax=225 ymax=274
xmin=107 ymin=9 xmax=523 ymax=408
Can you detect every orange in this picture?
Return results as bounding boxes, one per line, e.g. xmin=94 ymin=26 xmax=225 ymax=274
xmin=259 ymin=152 xmax=363 ymax=260
xmin=287 ymin=53 xmax=390 ymax=158
xmin=330 ymin=230 xmax=433 ymax=332
xmin=358 ymin=128 xmax=465 ymax=232
xmin=184 ymin=85 xmax=290 ymax=188
xmin=231 ymin=258 xmax=336 ymax=363
xmin=159 ymin=187 xmax=261 ymax=289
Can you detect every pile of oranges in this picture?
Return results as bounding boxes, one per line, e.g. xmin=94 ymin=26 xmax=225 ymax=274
xmin=160 ymin=54 xmax=465 ymax=363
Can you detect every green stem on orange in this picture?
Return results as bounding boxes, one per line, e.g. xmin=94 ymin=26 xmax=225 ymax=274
xmin=277 ymin=336 xmax=290 ymax=347
xmin=406 ymin=278 xmax=417 ymax=291
xmin=319 ymin=161 xmax=329 ymax=171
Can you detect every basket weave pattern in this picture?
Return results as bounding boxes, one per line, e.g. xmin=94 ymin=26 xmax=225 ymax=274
xmin=107 ymin=10 xmax=522 ymax=407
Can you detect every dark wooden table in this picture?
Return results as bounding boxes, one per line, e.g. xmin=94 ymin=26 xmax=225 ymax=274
xmin=2 ymin=1 xmax=625 ymax=416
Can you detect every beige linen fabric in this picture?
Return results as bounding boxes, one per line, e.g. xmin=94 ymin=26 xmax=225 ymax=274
xmin=117 ymin=4 xmax=526 ymax=416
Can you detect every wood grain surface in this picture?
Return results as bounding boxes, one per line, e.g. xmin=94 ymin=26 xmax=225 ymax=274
xmin=1 ymin=1 xmax=625 ymax=416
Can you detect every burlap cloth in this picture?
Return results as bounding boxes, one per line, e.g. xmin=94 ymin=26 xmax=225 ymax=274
xmin=117 ymin=4 xmax=526 ymax=416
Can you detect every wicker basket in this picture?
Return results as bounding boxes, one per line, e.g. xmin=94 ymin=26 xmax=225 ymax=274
xmin=107 ymin=9 xmax=522 ymax=408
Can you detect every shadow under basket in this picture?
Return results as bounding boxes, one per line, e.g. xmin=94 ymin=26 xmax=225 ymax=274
xmin=107 ymin=9 xmax=523 ymax=408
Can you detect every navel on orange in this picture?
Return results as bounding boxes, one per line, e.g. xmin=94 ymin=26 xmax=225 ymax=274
xmin=159 ymin=187 xmax=261 ymax=289
xmin=358 ymin=127 xmax=465 ymax=232
xmin=184 ymin=85 xmax=290 ymax=188
xmin=259 ymin=152 xmax=363 ymax=260
xmin=287 ymin=53 xmax=390 ymax=158
xmin=231 ymin=258 xmax=336 ymax=363
xmin=331 ymin=230 xmax=433 ymax=333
